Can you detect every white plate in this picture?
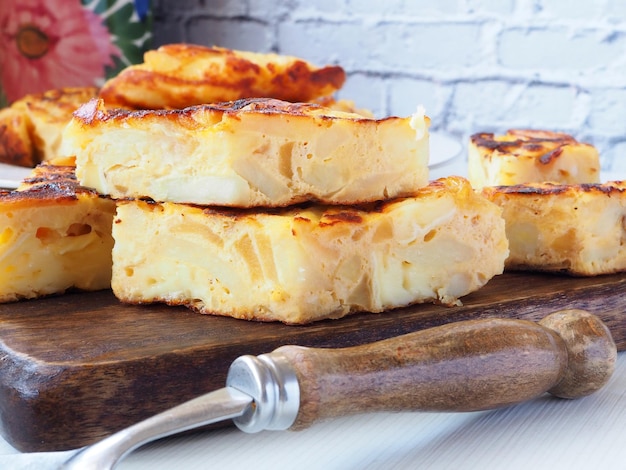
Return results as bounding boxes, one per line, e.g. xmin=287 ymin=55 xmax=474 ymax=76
xmin=429 ymin=132 xmax=462 ymax=168
xmin=0 ymin=163 xmax=32 ymax=189
xmin=601 ymin=171 xmax=626 ymax=182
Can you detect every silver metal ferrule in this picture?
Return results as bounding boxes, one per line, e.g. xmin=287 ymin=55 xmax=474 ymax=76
xmin=226 ymin=351 xmax=300 ymax=433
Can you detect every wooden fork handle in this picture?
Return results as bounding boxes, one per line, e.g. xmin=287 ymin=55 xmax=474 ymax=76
xmin=267 ymin=309 xmax=616 ymax=430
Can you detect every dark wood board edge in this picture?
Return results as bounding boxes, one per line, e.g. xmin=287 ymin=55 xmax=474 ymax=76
xmin=1 ymin=272 xmax=625 ymax=452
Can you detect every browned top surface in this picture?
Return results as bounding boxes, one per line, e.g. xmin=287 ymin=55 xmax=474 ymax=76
xmin=118 ymin=176 xmax=472 ymax=224
xmin=73 ymin=97 xmax=377 ymax=129
xmin=482 ymin=180 xmax=626 ymax=197
xmin=470 ymin=129 xmax=593 ymax=164
xmin=0 ymin=158 xmax=105 ymax=207
xmin=98 ymin=44 xmax=346 ymax=109
xmin=12 ymin=87 xmax=99 ymax=121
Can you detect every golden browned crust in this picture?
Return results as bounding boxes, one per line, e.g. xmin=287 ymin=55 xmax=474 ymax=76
xmin=470 ymin=129 xmax=587 ymax=164
xmin=132 ymin=175 xmax=472 ymax=223
xmin=71 ymin=97 xmax=374 ymax=130
xmin=482 ymin=181 xmax=626 ymax=198
xmin=312 ymin=97 xmax=375 ymax=117
xmin=98 ymin=44 xmax=346 ymax=109
xmin=13 ymin=87 xmax=100 ymax=121
xmin=4 ymin=157 xmax=102 ymax=208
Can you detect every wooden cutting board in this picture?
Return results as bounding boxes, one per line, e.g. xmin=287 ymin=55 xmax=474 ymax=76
xmin=1 ymin=271 xmax=626 ymax=453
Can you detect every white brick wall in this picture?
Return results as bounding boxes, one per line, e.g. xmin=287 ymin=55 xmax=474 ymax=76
xmin=152 ymin=0 xmax=626 ymax=176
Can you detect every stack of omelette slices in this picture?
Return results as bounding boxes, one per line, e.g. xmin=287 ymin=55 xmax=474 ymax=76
xmin=3 ymin=44 xmax=510 ymax=323
xmin=468 ymin=129 xmax=626 ymax=277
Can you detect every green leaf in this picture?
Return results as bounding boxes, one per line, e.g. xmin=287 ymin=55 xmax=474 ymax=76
xmin=105 ymin=55 xmax=128 ymax=78
xmin=115 ymin=38 xmax=145 ymax=64
xmin=106 ymin=2 xmax=134 ymax=29
xmin=81 ymin=0 xmax=153 ymax=76
xmin=84 ymin=0 xmax=110 ymax=16
xmin=111 ymin=20 xmax=150 ymax=41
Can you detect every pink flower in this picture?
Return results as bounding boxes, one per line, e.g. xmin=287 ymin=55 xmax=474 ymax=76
xmin=0 ymin=0 xmax=121 ymax=103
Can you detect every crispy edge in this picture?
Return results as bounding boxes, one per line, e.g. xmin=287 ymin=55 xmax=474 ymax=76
xmin=470 ymin=129 xmax=592 ymax=165
xmin=99 ymin=44 xmax=346 ymax=109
